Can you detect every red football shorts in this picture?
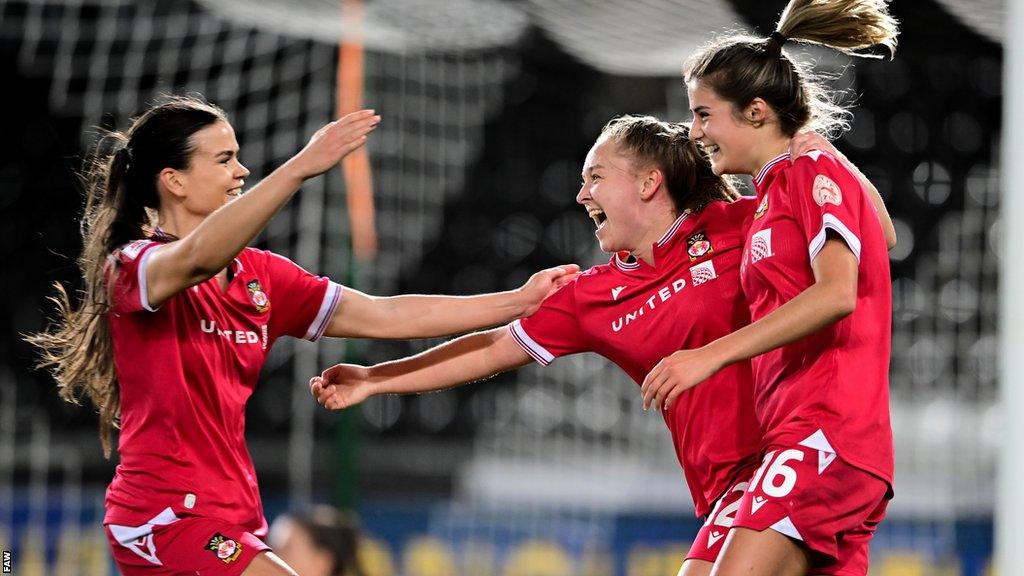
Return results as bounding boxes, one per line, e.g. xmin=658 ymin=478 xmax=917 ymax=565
xmin=730 ymin=433 xmax=890 ymax=575
xmin=686 ymin=459 xmax=762 ymax=564
xmin=106 ymin=511 xmax=270 ymax=575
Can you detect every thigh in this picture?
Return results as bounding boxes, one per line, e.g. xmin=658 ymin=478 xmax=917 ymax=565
xmin=678 ymin=558 xmax=713 ymax=576
xmin=241 ymin=551 xmax=299 ymax=576
xmin=710 ymin=527 xmax=810 ymax=576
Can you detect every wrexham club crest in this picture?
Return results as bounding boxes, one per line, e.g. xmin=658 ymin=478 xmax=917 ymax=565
xmin=206 ymin=532 xmax=243 ymax=564
xmin=686 ymin=231 xmax=713 ymax=261
xmin=247 ymin=280 xmax=270 ymax=314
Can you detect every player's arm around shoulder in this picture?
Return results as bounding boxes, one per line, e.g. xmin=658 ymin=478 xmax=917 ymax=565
xmin=789 ymin=131 xmax=897 ymax=250
xmin=311 ymin=326 xmax=533 ymax=410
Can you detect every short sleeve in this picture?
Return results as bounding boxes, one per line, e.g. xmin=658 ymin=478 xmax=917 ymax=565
xmin=508 ymin=279 xmax=587 ymax=366
xmin=109 ymin=240 xmax=163 ymax=315
xmin=788 ymin=151 xmax=866 ymax=262
xmin=263 ymin=252 xmax=343 ymax=342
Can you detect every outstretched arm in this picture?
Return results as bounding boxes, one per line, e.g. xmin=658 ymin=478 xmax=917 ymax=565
xmin=789 ymin=131 xmax=897 ymax=250
xmin=323 ymin=264 xmax=579 ymax=339
xmin=641 ymin=237 xmax=858 ymax=411
xmin=311 ymin=327 xmax=533 ymax=410
xmin=145 ymin=110 xmax=381 ymax=308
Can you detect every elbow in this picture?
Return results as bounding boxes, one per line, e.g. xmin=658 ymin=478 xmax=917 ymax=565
xmin=886 ymin=231 xmax=898 ymax=251
xmin=831 ymin=288 xmax=857 ymax=321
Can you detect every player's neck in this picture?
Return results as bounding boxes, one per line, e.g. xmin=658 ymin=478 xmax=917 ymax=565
xmin=631 ymin=210 xmax=680 ymax=266
xmin=154 ymin=209 xmax=205 ymax=240
xmin=750 ymin=136 xmax=792 ymax=178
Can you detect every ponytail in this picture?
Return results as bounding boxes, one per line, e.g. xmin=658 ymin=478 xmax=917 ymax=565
xmin=684 ymin=0 xmax=898 ymax=138
xmin=26 ymin=95 xmax=225 ymax=457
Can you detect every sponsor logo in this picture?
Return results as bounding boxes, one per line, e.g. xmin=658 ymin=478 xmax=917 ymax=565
xmin=690 ymin=261 xmax=717 ymax=287
xmin=707 ymin=530 xmax=725 ymax=548
xmin=611 ymin=278 xmax=687 ymax=333
xmin=812 ymin=174 xmax=842 ymax=207
xmin=246 ymin=280 xmax=270 ymax=314
xmin=748 ymin=228 xmax=774 ymax=264
xmin=206 ymin=533 xmax=243 ymax=564
xmin=686 ymin=231 xmax=713 ymax=261
xmin=611 ymin=286 xmax=626 ymax=300
xmin=200 ymin=319 xmax=265 ymax=346
xmin=751 ymin=495 xmax=768 ymax=514
xmin=754 ymin=195 xmax=769 ymax=220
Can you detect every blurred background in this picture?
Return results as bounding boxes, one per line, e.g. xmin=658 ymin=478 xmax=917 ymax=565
xmin=0 ymin=0 xmax=1005 ymax=574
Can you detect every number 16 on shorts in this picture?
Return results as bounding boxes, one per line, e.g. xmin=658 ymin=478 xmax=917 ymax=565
xmin=732 ymin=430 xmax=841 ymax=542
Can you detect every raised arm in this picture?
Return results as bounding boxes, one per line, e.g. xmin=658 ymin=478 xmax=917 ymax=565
xmin=145 ymin=110 xmax=380 ymax=308
xmin=789 ymin=131 xmax=897 ymax=250
xmin=641 ymin=237 xmax=857 ymax=411
xmin=322 ymin=264 xmax=579 ymax=340
xmin=311 ymin=327 xmax=533 ymax=410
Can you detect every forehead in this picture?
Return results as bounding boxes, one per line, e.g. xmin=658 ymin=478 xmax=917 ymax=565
xmin=686 ymin=79 xmax=721 ymax=107
xmin=189 ymin=120 xmax=237 ymax=152
xmin=584 ymin=136 xmax=629 ymax=170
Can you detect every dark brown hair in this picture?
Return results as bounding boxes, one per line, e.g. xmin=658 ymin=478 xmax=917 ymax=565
xmin=600 ymin=114 xmax=739 ymax=212
xmin=684 ymin=0 xmax=899 ymax=138
xmin=288 ymin=506 xmax=365 ymax=576
xmin=26 ymin=95 xmax=226 ymax=457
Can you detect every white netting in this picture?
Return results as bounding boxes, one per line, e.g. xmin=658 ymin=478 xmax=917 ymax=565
xmin=1 ymin=0 xmax=1003 ymax=571
xmin=2 ymin=0 xmax=520 ymax=561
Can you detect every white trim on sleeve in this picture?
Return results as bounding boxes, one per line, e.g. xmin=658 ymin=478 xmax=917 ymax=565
xmin=304 ymin=281 xmax=343 ymax=341
xmin=508 ymin=320 xmax=555 ymax=366
xmin=808 ymin=213 xmax=862 ymax=263
xmin=137 ymin=246 xmax=160 ymax=312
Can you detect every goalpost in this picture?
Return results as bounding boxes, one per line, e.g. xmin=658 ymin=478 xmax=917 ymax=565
xmin=997 ymin=0 xmax=1023 ymax=571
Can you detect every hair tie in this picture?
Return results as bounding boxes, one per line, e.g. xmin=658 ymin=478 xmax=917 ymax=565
xmin=769 ymin=31 xmax=788 ymax=49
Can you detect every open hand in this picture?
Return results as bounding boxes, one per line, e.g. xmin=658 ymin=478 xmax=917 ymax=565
xmin=789 ymin=130 xmax=846 ymax=163
xmin=309 ymin=363 xmax=374 ymax=410
xmin=287 ymin=110 xmax=381 ymax=179
xmin=517 ymin=264 xmax=581 ymax=317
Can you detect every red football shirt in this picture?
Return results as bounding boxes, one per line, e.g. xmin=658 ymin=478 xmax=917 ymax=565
xmin=510 ymin=199 xmax=761 ymax=516
xmin=741 ymin=151 xmax=894 ymax=486
xmin=103 ymin=239 xmax=342 ymax=535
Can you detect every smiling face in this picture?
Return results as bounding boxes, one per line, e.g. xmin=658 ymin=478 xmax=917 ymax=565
xmin=576 ymin=136 xmax=649 ymax=254
xmin=686 ymin=79 xmax=762 ymax=177
xmin=173 ymin=120 xmax=250 ymax=216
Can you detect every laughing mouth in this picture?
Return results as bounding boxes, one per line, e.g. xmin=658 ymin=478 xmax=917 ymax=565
xmin=587 ymin=207 xmax=607 ymax=229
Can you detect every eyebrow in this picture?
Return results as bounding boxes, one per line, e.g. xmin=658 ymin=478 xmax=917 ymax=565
xmin=692 ymin=105 xmax=709 ymax=114
xmin=214 ymin=149 xmax=236 ymax=159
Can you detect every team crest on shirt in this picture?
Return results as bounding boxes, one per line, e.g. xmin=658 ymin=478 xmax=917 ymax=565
xmin=812 ymin=174 xmax=842 ymax=207
xmin=686 ymin=231 xmax=713 ymax=261
xmin=246 ymin=280 xmax=270 ymax=314
xmin=754 ymin=195 xmax=769 ymax=220
xmin=205 ymin=532 xmax=243 ymax=564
